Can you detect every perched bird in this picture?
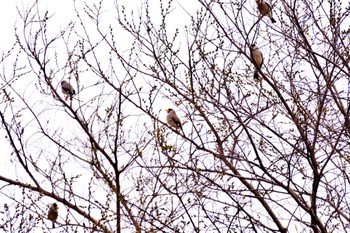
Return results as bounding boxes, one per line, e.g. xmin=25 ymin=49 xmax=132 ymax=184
xmin=47 ymin=203 xmax=59 ymax=228
xmin=250 ymin=44 xmax=264 ymax=80
xmin=61 ymin=80 xmax=76 ymax=100
xmin=256 ymin=0 xmax=276 ymax=23
xmin=165 ymin=108 xmax=184 ymax=134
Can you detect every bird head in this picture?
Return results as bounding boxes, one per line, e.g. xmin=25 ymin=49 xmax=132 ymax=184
xmin=255 ymin=0 xmax=261 ymax=3
xmin=53 ymin=203 xmax=59 ymax=210
xmin=165 ymin=108 xmax=173 ymax=113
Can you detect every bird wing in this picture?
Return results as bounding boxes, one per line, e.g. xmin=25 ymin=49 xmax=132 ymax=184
xmin=48 ymin=209 xmax=58 ymax=221
xmin=171 ymin=113 xmax=181 ymax=126
xmin=166 ymin=111 xmax=182 ymax=128
xmin=62 ymin=82 xmax=75 ymax=95
xmin=252 ymin=49 xmax=263 ymax=68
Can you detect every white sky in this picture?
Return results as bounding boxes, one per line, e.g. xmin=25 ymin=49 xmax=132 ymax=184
xmin=1 ymin=0 xmax=349 ymax=232
xmin=0 ymin=0 xmax=202 ymax=131
xmin=0 ymin=0 xmax=204 ymax=231
xmin=0 ymin=0 xmax=191 ymax=48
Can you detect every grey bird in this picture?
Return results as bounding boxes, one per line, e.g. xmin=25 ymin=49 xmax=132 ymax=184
xmin=165 ymin=108 xmax=184 ymax=134
xmin=61 ymin=80 xmax=76 ymax=100
xmin=256 ymin=0 xmax=276 ymax=23
xmin=250 ymin=44 xmax=263 ymax=80
xmin=47 ymin=203 xmax=59 ymax=228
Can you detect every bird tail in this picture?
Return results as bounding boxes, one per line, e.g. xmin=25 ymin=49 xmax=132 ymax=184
xmin=180 ymin=126 xmax=185 ymax=135
xmin=52 ymin=222 xmax=55 ymax=228
xmin=270 ymin=17 xmax=276 ymax=23
xmin=253 ymin=70 xmax=259 ymax=80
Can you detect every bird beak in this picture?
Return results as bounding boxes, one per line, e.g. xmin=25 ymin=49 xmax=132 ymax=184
xmin=165 ymin=109 xmax=169 ymax=113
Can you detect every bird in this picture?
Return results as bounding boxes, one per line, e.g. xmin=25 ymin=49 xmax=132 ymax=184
xmin=165 ymin=108 xmax=184 ymax=134
xmin=47 ymin=203 xmax=59 ymax=228
xmin=256 ymin=0 xmax=276 ymax=23
xmin=250 ymin=44 xmax=264 ymax=80
xmin=61 ymin=80 xmax=76 ymax=100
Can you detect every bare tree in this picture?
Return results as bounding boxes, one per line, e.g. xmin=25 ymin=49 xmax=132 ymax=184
xmin=0 ymin=0 xmax=349 ymax=232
